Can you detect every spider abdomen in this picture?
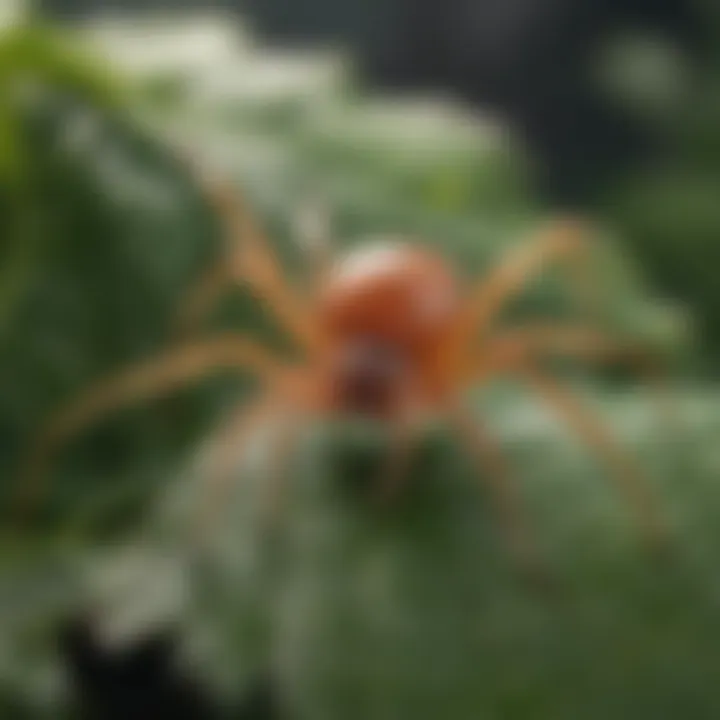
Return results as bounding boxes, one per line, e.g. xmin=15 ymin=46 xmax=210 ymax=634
xmin=320 ymin=241 xmax=460 ymax=351
xmin=319 ymin=241 xmax=460 ymax=416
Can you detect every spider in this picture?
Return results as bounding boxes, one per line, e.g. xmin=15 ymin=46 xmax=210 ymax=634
xmin=13 ymin=158 xmax=668 ymax=573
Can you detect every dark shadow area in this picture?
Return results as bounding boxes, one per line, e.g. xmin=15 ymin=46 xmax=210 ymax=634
xmin=60 ymin=617 xmax=282 ymax=719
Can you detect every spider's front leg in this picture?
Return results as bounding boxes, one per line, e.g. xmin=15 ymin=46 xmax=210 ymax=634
xmin=12 ymin=335 xmax=285 ymax=528
xmin=451 ymin=216 xmax=595 ymax=352
xmin=175 ymin=158 xmax=321 ymax=354
xmin=476 ymin=328 xmax=671 ymax=551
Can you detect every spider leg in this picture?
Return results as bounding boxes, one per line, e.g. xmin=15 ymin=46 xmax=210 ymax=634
xmin=471 ymin=324 xmax=668 ymax=395
xmin=473 ymin=323 xmax=677 ymax=469
xmin=189 ymin=366 xmax=318 ymax=546
xmin=451 ymin=217 xmax=594 ymax=355
xmin=13 ymin=334 xmax=285 ymax=525
xmin=193 ymin=391 xmax=299 ymax=542
xmin=449 ymin=405 xmax=549 ymax=581
xmin=175 ymin=261 xmax=233 ymax=337
xmin=175 ymin=159 xmax=319 ymax=351
xmin=518 ymin=364 xmax=668 ymax=547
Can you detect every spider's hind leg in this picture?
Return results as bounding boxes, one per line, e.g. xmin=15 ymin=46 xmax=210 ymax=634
xmin=450 ymin=406 xmax=556 ymax=589
xmin=521 ymin=365 xmax=670 ymax=552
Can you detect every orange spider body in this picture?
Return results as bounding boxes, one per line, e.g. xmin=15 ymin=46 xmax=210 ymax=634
xmin=14 ymin=165 xmax=669 ymax=574
xmin=318 ymin=242 xmax=461 ymax=417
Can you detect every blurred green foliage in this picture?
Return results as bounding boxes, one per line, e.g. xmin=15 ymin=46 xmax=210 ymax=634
xmin=602 ymin=2 xmax=720 ymax=364
xmin=0 ymin=21 xmax=126 ymax=329
xmin=1 ymin=10 xmax=720 ymax=719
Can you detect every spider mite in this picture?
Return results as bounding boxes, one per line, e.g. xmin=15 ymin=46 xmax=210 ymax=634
xmin=14 ymin=159 xmax=668 ymax=573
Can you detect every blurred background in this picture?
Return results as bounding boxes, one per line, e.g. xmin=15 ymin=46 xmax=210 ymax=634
xmin=2 ymin=0 xmax=720 ymax=717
